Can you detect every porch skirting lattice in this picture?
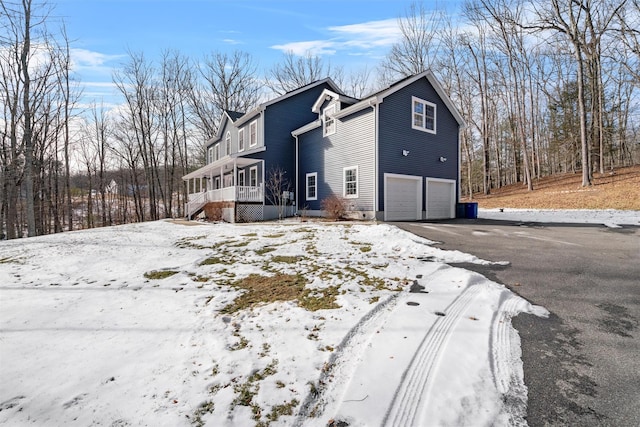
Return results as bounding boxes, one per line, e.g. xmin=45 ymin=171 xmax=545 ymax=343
xmin=236 ymin=204 xmax=264 ymax=223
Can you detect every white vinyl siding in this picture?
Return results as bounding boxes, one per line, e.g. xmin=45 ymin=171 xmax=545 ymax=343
xmin=343 ymin=166 xmax=358 ymax=198
xmin=306 ymin=172 xmax=317 ymax=201
xmin=412 ymin=96 xmax=436 ymax=134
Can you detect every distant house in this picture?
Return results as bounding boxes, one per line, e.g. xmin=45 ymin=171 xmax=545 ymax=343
xmin=183 ymin=70 xmax=464 ymax=222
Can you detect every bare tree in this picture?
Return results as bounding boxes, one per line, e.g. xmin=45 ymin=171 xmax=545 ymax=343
xmin=525 ymin=0 xmax=627 ymax=186
xmin=379 ymin=1 xmax=445 ymax=84
xmin=265 ymin=51 xmax=332 ymax=95
xmin=264 ymin=167 xmax=292 ymax=221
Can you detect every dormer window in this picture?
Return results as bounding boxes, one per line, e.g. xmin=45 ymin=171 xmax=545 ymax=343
xmin=323 ymin=104 xmax=336 ymax=136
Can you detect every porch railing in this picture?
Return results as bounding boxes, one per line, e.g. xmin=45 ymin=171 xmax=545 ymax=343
xmin=186 ymin=185 xmax=263 ymax=218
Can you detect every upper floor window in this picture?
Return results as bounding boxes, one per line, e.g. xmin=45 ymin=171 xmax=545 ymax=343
xmin=214 ymin=143 xmax=220 ymax=161
xmin=343 ymin=166 xmax=358 ymax=198
xmin=225 ymin=132 xmax=231 ymax=156
xmin=412 ymin=96 xmax=436 ymax=134
xmin=249 ymin=166 xmax=258 ymax=187
xmin=249 ymin=120 xmax=258 ymax=147
xmin=323 ymin=104 xmax=336 ymax=136
xmin=306 ymin=172 xmax=317 ymax=201
xmin=207 ymin=147 xmax=213 ymax=164
xmin=238 ymin=128 xmax=245 ymax=152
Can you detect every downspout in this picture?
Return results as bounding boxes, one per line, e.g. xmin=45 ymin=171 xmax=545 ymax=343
xmin=371 ymin=98 xmax=379 ymax=219
xmin=294 ymin=134 xmax=299 ymax=213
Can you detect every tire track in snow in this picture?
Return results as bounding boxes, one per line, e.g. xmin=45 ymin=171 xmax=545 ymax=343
xmin=490 ymin=293 xmax=525 ymax=394
xmin=293 ymin=291 xmax=402 ymax=426
xmin=489 ymin=292 xmax=530 ymax=426
xmin=382 ymin=280 xmax=483 ymax=427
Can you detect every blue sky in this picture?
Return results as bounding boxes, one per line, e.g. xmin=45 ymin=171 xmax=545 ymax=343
xmin=51 ymin=0 xmax=462 ymax=105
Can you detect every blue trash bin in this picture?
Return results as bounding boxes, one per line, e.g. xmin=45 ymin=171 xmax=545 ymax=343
xmin=465 ymin=202 xmax=478 ymax=219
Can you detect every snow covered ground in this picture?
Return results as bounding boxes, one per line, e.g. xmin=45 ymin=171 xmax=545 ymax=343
xmin=479 ymin=208 xmax=640 ymax=228
xmin=1 ymin=219 xmax=551 ymax=426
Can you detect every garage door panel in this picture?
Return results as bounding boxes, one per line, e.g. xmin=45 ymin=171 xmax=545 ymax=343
xmin=426 ymin=179 xmax=455 ymax=219
xmin=385 ymin=175 xmax=421 ymax=221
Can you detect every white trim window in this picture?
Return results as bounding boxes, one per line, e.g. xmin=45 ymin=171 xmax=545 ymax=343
xmin=238 ymin=128 xmax=245 ymax=152
xmin=249 ymin=120 xmax=258 ymax=147
xmin=238 ymin=170 xmax=245 ymax=187
xmin=323 ymin=104 xmax=336 ymax=136
xmin=306 ymin=172 xmax=318 ymax=201
xmin=225 ymin=132 xmax=231 ymax=156
xmin=214 ymin=143 xmax=220 ymax=161
xmin=207 ymin=147 xmax=213 ymax=164
xmin=343 ymin=166 xmax=358 ymax=198
xmin=249 ymin=166 xmax=258 ymax=187
xmin=412 ymin=96 xmax=436 ymax=134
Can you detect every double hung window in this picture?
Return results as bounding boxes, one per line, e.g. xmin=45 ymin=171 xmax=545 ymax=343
xmin=412 ymin=96 xmax=436 ymax=134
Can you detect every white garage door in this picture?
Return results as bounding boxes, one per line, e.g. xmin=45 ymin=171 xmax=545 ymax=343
xmin=426 ymin=178 xmax=455 ymax=219
xmin=384 ymin=174 xmax=422 ymax=221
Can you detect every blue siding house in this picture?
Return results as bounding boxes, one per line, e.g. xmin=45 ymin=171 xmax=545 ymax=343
xmin=293 ymin=70 xmax=465 ymax=221
xmin=183 ymin=71 xmax=464 ymax=222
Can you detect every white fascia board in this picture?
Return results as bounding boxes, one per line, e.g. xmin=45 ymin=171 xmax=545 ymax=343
xmin=291 ymin=120 xmax=321 ymax=137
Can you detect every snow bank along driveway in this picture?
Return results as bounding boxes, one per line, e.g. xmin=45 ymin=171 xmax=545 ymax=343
xmin=0 ymin=220 xmax=547 ymax=426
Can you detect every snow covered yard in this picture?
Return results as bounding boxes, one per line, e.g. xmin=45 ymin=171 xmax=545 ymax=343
xmin=0 ymin=220 xmax=546 ymax=426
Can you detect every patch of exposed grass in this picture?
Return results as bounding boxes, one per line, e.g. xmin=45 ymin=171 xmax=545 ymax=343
xmin=299 ymin=286 xmax=341 ymax=311
xmin=229 ymin=334 xmax=249 ymax=351
xmin=263 ymin=233 xmax=285 ymax=238
xmin=200 ymin=256 xmax=226 ymax=265
xmin=359 ymin=245 xmax=372 ymax=253
xmin=221 ymin=273 xmax=307 ymax=313
xmin=270 ymin=255 xmax=300 ymax=264
xmin=0 ymin=256 xmax=20 ymax=264
xmin=266 ymin=399 xmax=299 ymax=422
xmin=369 ymin=296 xmax=380 ymax=304
xmin=144 ymin=270 xmax=179 ymax=280
xmin=191 ymin=400 xmax=215 ymax=427
xmin=254 ymin=247 xmax=276 ymax=256
xmin=231 ymin=359 xmax=279 ymax=410
xmin=175 ymin=235 xmax=208 ymax=249
xmin=221 ymin=273 xmax=341 ymax=313
xmin=243 ymin=232 xmax=258 ymax=237
xmin=190 ymin=274 xmax=210 ymax=283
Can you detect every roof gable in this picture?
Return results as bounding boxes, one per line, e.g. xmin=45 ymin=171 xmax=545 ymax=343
xmin=334 ymin=71 xmax=465 ymax=127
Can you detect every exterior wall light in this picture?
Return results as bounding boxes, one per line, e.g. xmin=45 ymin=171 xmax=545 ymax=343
xmin=439 ymin=156 xmax=447 ymax=162
xmin=402 ymin=150 xmax=410 ymax=156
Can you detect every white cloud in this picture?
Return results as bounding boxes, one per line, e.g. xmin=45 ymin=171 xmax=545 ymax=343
xmin=70 ymin=48 xmax=124 ymax=69
xmin=271 ymin=18 xmax=401 ymax=57
xmin=271 ymin=40 xmax=338 ymax=56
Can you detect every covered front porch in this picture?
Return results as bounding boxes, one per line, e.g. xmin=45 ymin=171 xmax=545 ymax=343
xmin=183 ymin=156 xmax=264 ymax=220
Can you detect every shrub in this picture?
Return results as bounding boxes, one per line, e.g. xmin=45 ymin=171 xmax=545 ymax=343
xmin=321 ymin=195 xmax=347 ymax=220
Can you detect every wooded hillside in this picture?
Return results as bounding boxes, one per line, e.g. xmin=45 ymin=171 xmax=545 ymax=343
xmin=2 ymin=0 xmax=639 ymax=238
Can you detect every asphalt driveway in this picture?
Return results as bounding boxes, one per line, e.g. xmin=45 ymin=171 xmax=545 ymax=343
xmin=394 ymin=219 xmax=640 ymax=427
